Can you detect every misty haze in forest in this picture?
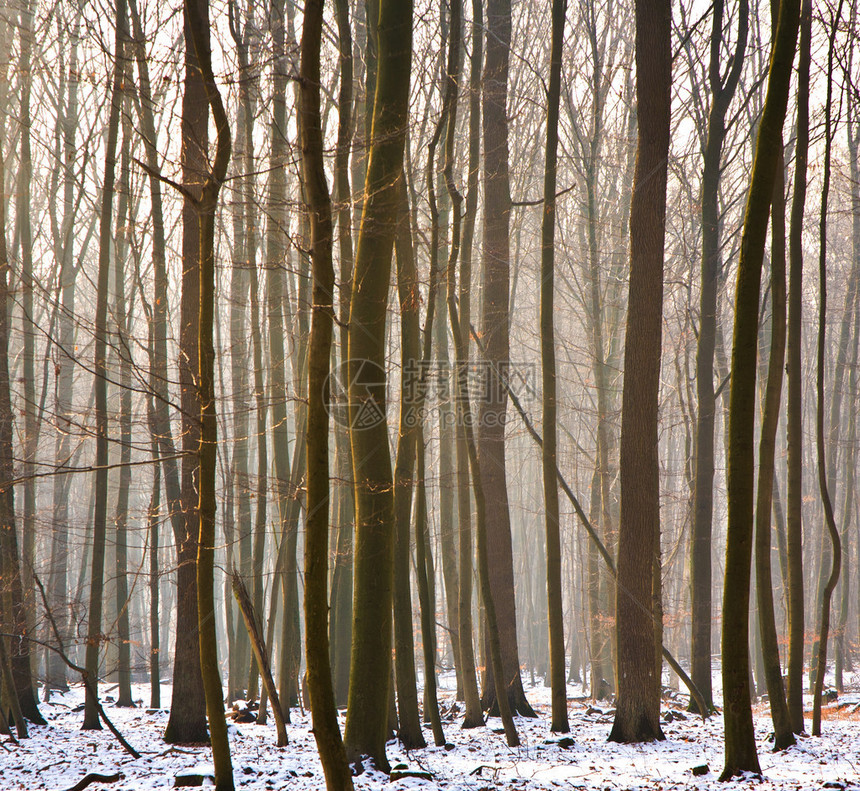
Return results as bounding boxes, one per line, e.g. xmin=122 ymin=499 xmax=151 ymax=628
xmin=0 ymin=0 xmax=859 ymax=789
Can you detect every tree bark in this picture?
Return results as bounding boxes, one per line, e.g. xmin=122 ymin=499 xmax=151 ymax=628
xmin=329 ymin=0 xmax=355 ymax=709
xmin=608 ymin=0 xmax=671 ymax=746
xmin=785 ymin=0 xmax=810 ymax=736
xmin=185 ymin=0 xmax=233 ymax=785
xmin=540 ymin=0 xmax=568 ymax=735
xmin=754 ymin=145 xmax=795 ymax=750
xmin=720 ymin=0 xmax=800 ymax=777
xmin=343 ymin=0 xmax=413 ymax=771
xmin=84 ymin=0 xmax=126 ymax=730
xmin=689 ymin=0 xmax=748 ymax=714
xmin=164 ymin=0 xmax=211 ymax=745
xmin=391 ymin=181 xmax=426 ymax=751
xmin=478 ymin=0 xmax=534 ymax=719
xmin=811 ymin=2 xmax=843 ymax=735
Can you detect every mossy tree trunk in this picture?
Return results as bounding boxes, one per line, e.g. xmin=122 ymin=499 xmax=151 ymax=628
xmin=391 ymin=180 xmax=426 ymax=750
xmin=720 ymin=0 xmax=800 ymax=778
xmin=754 ymin=144 xmax=795 ymax=751
xmin=342 ymin=0 xmax=413 ymax=771
xmin=689 ymin=0 xmax=748 ymax=714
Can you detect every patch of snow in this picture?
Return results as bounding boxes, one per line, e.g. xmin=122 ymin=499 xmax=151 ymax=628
xmin=5 ymin=673 xmax=859 ymax=790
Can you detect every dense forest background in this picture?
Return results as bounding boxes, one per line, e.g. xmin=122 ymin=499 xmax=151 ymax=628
xmin=0 ymin=0 xmax=858 ymax=787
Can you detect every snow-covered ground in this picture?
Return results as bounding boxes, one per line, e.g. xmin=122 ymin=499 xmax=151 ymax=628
xmin=6 ymin=674 xmax=860 ymax=790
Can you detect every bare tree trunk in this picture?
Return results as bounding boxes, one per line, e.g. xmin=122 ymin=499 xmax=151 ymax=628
xmin=754 ymin=145 xmax=794 ymax=750
xmin=478 ymin=0 xmax=534 ymax=719
xmin=0 ymin=64 xmax=33 ymax=736
xmin=329 ymin=0 xmax=355 ymax=709
xmin=16 ymin=2 xmax=41 ymax=715
xmin=391 ymin=178 xmax=426 ymax=749
xmin=785 ymin=0 xmax=810 ymax=736
xmin=84 ymin=0 xmax=126 ymax=730
xmin=452 ymin=0 xmax=483 ymax=729
xmin=227 ymin=3 xmax=253 ymax=696
xmin=164 ymin=0 xmax=212 ymax=746
xmin=689 ymin=0 xmax=748 ymax=714
xmin=609 ymin=0 xmax=670 ymax=746
xmin=720 ymin=0 xmax=799 ymax=777
xmin=47 ymin=5 xmax=82 ymax=698
xmin=540 ymin=0 xmax=568 ymax=735
xmin=113 ymin=91 xmax=134 ymax=708
xmin=811 ymin=3 xmax=843 ymax=735
xmin=342 ymin=0 xmax=413 ymax=770
xmin=184 ymin=0 xmax=233 ymax=784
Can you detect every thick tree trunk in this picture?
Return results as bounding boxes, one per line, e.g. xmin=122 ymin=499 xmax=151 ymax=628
xmin=608 ymin=0 xmax=671 ymax=746
xmin=16 ymin=2 xmax=41 ymax=717
xmin=342 ymin=0 xmax=413 ymax=771
xmin=0 ymin=84 xmax=34 ymax=735
xmin=478 ymin=0 xmax=534 ymax=719
xmin=754 ymin=146 xmax=795 ymax=750
xmin=227 ymin=22 xmax=252 ymax=696
xmin=164 ymin=0 xmax=212 ymax=746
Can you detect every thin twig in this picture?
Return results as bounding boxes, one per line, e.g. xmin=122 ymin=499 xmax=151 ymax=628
xmin=31 ymin=574 xmax=141 ymax=759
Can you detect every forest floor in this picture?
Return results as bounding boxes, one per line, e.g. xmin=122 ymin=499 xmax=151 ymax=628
xmin=5 ymin=671 xmax=860 ymax=790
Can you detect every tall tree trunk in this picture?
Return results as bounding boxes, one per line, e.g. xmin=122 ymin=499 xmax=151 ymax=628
xmin=0 ymin=61 xmax=33 ymax=735
xmin=113 ymin=94 xmax=134 ymax=708
xmin=811 ymin=2 xmax=843 ymax=735
xmin=689 ymin=0 xmax=748 ymax=714
xmin=608 ymin=0 xmax=670 ymax=746
xmin=391 ymin=179 xmax=426 ymax=750
xmin=15 ymin=1 xmax=41 ymax=713
xmin=164 ymin=0 xmax=212 ymax=746
xmin=47 ymin=6 xmax=82 ymax=696
xmin=300 ymin=5 xmax=353 ymax=779
xmin=540 ymin=0 xmax=568 ymax=735
xmin=342 ymin=0 xmax=413 ymax=771
xmin=185 ymin=0 xmax=232 ymax=784
xmin=754 ymin=145 xmax=794 ymax=750
xmin=227 ymin=3 xmax=253 ymax=696
xmin=329 ymin=0 xmax=355 ymax=709
xmin=84 ymin=0 xmax=126 ymax=730
xmin=835 ymin=101 xmax=860 ymax=692
xmin=720 ymin=0 xmax=799 ymax=777
xmin=478 ymin=0 xmax=534 ymax=719
xmin=785 ymin=0 xmax=810 ymax=735
xmin=452 ymin=0 xmax=483 ymax=729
